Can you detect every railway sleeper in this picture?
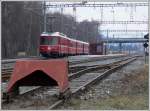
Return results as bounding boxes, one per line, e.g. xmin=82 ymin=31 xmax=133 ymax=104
xmin=2 ymin=86 xmax=19 ymax=104
xmin=64 ymin=57 xmax=136 ymax=101
xmin=49 ymin=57 xmax=137 ymax=109
xmin=59 ymin=88 xmax=72 ymax=99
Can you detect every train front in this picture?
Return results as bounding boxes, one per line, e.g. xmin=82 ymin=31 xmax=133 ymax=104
xmin=39 ymin=32 xmax=59 ymax=57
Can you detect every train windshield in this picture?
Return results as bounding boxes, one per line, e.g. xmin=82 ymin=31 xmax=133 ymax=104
xmin=40 ymin=37 xmax=58 ymax=45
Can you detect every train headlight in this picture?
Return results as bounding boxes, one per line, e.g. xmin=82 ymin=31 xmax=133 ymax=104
xmin=47 ymin=47 xmax=51 ymax=50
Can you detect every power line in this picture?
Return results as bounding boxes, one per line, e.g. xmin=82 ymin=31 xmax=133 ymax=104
xmin=99 ymin=20 xmax=148 ymax=24
xmin=24 ymin=2 xmax=148 ymax=33
xmin=23 ymin=7 xmax=53 ymax=28
xmin=46 ymin=2 xmax=148 ymax=8
xmin=100 ymin=29 xmax=148 ymax=32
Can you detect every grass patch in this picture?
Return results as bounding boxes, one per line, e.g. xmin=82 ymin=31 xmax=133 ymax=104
xmin=64 ymin=64 xmax=149 ymax=110
xmin=97 ymin=64 xmax=148 ymax=110
xmin=67 ymin=94 xmax=148 ymax=110
xmin=93 ymin=95 xmax=148 ymax=110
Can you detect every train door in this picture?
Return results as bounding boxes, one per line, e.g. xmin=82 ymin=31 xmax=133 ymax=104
xmin=58 ymin=36 xmax=61 ymax=55
xmin=76 ymin=42 xmax=78 ymax=55
xmin=67 ymin=39 xmax=70 ymax=55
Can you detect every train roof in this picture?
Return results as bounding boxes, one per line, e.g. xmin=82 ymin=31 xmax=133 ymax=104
xmin=41 ymin=32 xmax=69 ymax=39
xmin=40 ymin=32 xmax=51 ymax=36
xmin=76 ymin=39 xmax=89 ymax=45
xmin=41 ymin=32 xmax=89 ymax=45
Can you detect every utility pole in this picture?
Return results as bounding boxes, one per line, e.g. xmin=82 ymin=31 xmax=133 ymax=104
xmin=143 ymin=33 xmax=149 ymax=64
xmin=60 ymin=7 xmax=63 ymax=33
xmin=106 ymin=29 xmax=109 ymax=54
xmin=73 ymin=6 xmax=77 ymax=40
xmin=43 ymin=1 xmax=47 ymax=32
xmin=47 ymin=16 xmax=56 ymax=32
xmin=119 ymin=43 xmax=122 ymax=53
xmin=96 ymin=23 xmax=99 ymax=43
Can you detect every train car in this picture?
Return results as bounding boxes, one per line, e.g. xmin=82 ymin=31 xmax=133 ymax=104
xmin=40 ymin=32 xmax=89 ymax=57
xmin=59 ymin=34 xmax=69 ymax=56
xmin=89 ymin=42 xmax=105 ymax=55
xmin=83 ymin=42 xmax=89 ymax=54
xmin=40 ymin=32 xmax=68 ymax=57
xmin=68 ymin=38 xmax=76 ymax=55
xmin=76 ymin=40 xmax=83 ymax=54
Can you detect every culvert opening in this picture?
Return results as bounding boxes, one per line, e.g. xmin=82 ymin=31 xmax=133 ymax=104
xmin=17 ymin=70 xmax=58 ymax=86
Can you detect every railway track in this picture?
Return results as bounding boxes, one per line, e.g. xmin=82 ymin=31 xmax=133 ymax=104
xmin=2 ymin=55 xmax=138 ymax=110
xmin=1 ymin=55 xmax=135 ymax=93
xmin=2 ymin=54 xmax=127 ymax=82
xmin=2 ymin=57 xmax=53 ymax=82
xmin=48 ymin=56 xmax=137 ymax=109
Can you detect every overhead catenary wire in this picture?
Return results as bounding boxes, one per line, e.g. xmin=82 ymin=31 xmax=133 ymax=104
xmin=45 ymin=2 xmax=148 ymax=8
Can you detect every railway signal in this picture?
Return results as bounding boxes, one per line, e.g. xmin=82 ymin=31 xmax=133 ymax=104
xmin=143 ymin=43 xmax=148 ymax=48
xmin=143 ymin=33 xmax=149 ymax=64
xmin=143 ymin=33 xmax=149 ymax=48
xmin=144 ymin=33 xmax=149 ymax=40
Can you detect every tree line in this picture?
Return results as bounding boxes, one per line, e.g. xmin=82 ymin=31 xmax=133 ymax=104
xmin=2 ymin=1 xmax=101 ymax=58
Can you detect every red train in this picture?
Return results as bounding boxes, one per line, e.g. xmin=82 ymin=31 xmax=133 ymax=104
xmin=40 ymin=32 xmax=89 ymax=57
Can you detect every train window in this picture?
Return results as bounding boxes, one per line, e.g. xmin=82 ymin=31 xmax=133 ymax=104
xmin=60 ymin=38 xmax=68 ymax=46
xmin=40 ymin=37 xmax=58 ymax=45
xmin=40 ymin=37 xmax=49 ymax=45
xmin=49 ymin=37 xmax=58 ymax=45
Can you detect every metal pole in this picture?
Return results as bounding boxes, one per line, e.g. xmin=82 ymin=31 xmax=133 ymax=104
xmin=144 ymin=48 xmax=146 ymax=64
xmin=60 ymin=7 xmax=63 ymax=33
xmin=144 ymin=47 xmax=148 ymax=64
xmin=43 ymin=1 xmax=46 ymax=32
xmin=119 ymin=43 xmax=122 ymax=53
xmin=73 ymin=6 xmax=77 ymax=40
xmin=107 ymin=29 xmax=109 ymax=54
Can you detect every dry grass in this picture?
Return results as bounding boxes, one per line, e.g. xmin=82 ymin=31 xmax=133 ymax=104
xmin=60 ymin=64 xmax=149 ymax=110
xmin=95 ymin=64 xmax=148 ymax=110
xmin=92 ymin=95 xmax=148 ymax=110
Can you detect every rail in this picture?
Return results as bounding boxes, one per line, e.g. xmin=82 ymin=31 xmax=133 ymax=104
xmin=2 ymin=55 xmax=139 ymax=110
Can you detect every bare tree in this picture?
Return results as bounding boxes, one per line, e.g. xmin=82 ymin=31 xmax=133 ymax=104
xmin=2 ymin=2 xmax=101 ymax=58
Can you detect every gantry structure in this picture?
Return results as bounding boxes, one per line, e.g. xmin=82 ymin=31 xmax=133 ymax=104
xmin=43 ymin=1 xmax=148 ymax=33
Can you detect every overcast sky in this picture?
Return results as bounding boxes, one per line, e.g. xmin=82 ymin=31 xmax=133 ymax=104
xmin=47 ymin=2 xmax=148 ymax=38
